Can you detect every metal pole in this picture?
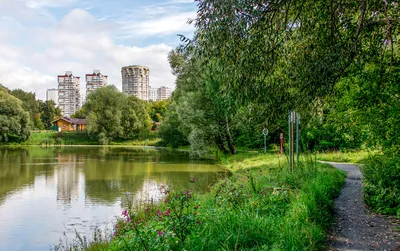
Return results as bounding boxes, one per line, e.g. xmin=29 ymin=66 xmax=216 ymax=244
xmin=263 ymin=128 xmax=268 ymax=154
xmin=296 ymin=113 xmax=300 ymax=167
xmin=288 ymin=111 xmax=291 ymax=170
xmin=291 ymin=111 xmax=295 ymax=172
xmin=264 ymin=133 xmax=266 ymax=153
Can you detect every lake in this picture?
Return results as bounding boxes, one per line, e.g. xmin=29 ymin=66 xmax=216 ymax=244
xmin=0 ymin=146 xmax=229 ymax=251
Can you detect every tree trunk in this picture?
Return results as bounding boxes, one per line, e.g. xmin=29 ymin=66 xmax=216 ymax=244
xmin=215 ymin=134 xmax=229 ymax=154
xmin=225 ymin=117 xmax=236 ymax=155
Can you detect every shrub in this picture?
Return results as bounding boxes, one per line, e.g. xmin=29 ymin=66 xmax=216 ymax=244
xmin=362 ymin=151 xmax=400 ymax=217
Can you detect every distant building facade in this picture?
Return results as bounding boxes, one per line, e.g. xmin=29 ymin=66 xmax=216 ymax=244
xmin=86 ymin=70 xmax=107 ymax=96
xmin=149 ymin=86 xmax=173 ymax=101
xmin=46 ymin=88 xmax=59 ymax=106
xmin=121 ymin=65 xmax=150 ymax=100
xmin=58 ymin=71 xmax=81 ymax=117
xmin=158 ymin=86 xmax=172 ymax=100
xmin=149 ymin=87 xmax=158 ymax=101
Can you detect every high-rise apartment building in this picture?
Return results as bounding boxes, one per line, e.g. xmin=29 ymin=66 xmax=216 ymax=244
xmin=86 ymin=70 xmax=107 ymax=96
xmin=121 ymin=65 xmax=150 ymax=100
xmin=149 ymin=87 xmax=158 ymax=101
xmin=58 ymin=71 xmax=81 ymax=117
xmin=46 ymin=88 xmax=59 ymax=106
xmin=158 ymin=86 xmax=172 ymax=100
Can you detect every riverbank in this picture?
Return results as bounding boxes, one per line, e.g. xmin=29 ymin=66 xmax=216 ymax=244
xmin=3 ymin=131 xmax=161 ymax=146
xmin=59 ymin=152 xmax=346 ymax=250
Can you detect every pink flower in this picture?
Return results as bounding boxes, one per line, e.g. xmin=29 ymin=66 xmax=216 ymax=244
xmin=164 ymin=209 xmax=171 ymax=216
xmin=121 ymin=209 xmax=128 ymax=217
xmin=197 ymin=220 xmax=201 ymax=225
xmin=165 ymin=198 xmax=169 ymax=203
xmin=158 ymin=230 xmax=163 ymax=236
xmin=194 ymin=205 xmax=199 ymax=209
xmin=126 ymin=217 xmax=130 ymax=223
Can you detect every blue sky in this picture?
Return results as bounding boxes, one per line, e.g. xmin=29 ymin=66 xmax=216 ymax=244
xmin=0 ymin=0 xmax=197 ymax=99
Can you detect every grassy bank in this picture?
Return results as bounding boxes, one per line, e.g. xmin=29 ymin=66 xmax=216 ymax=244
xmin=314 ymin=150 xmax=374 ymax=163
xmin=61 ymin=152 xmax=345 ymax=250
xmin=4 ymin=131 xmax=160 ymax=146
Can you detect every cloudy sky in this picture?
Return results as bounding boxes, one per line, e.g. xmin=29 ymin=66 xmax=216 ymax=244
xmin=0 ymin=0 xmax=197 ymax=100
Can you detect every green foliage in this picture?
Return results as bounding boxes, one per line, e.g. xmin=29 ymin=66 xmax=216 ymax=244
xmin=0 ymin=91 xmax=30 ymax=142
xmin=38 ymin=100 xmax=61 ymax=129
xmin=362 ymin=151 xmax=400 ymax=217
xmin=9 ymin=89 xmax=43 ymax=130
xmin=85 ymin=86 xmax=125 ymax=144
xmin=122 ymin=96 xmax=151 ymax=139
xmin=112 ymin=189 xmax=201 ymax=250
xmin=146 ymin=100 xmax=168 ymax=123
xmin=158 ymin=110 xmax=188 ymax=148
xmin=71 ymin=107 xmax=87 ymax=119
xmin=84 ymin=86 xmax=150 ymax=144
xmin=108 ymin=154 xmax=345 ymax=250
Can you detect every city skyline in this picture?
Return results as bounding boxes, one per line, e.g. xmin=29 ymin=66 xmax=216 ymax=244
xmin=0 ymin=0 xmax=196 ymax=100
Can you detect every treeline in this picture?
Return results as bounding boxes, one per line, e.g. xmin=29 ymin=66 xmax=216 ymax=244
xmin=0 ymin=85 xmax=61 ymax=142
xmin=70 ymin=86 xmax=168 ymax=144
xmin=157 ymin=0 xmax=399 ymax=215
xmin=0 ymin=84 xmax=168 ymax=144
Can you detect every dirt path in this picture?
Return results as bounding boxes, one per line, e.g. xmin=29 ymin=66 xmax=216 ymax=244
xmin=327 ymin=162 xmax=400 ymax=251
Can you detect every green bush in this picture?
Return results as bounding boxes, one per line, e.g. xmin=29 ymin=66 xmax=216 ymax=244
xmin=362 ymin=151 xmax=400 ymax=217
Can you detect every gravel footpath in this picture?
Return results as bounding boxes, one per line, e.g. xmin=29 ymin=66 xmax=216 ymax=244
xmin=327 ymin=162 xmax=400 ymax=251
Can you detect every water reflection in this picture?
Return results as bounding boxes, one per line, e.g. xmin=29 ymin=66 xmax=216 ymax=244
xmin=0 ymin=146 xmax=229 ymax=251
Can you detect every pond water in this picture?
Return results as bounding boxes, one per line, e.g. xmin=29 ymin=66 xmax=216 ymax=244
xmin=0 ymin=146 xmax=229 ymax=251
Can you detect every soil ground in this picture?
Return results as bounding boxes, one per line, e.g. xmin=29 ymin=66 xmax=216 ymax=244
xmin=327 ymin=162 xmax=400 ymax=251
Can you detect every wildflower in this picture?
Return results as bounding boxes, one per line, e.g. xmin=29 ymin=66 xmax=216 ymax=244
xmin=197 ymin=220 xmax=201 ymax=225
xmin=194 ymin=205 xmax=199 ymax=209
xmin=158 ymin=230 xmax=163 ymax=236
xmin=121 ymin=209 xmax=128 ymax=217
xmin=165 ymin=198 xmax=169 ymax=203
xmin=126 ymin=217 xmax=130 ymax=223
xmin=164 ymin=209 xmax=171 ymax=216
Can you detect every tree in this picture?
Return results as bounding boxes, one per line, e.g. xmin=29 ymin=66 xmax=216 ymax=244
xmin=147 ymin=100 xmax=169 ymax=122
xmin=191 ymin=0 xmax=398 ymax=123
xmin=71 ymin=107 xmax=87 ymax=119
xmin=0 ymin=90 xmax=30 ymax=142
xmin=122 ymin=96 xmax=151 ymax=138
xmin=10 ymin=89 xmax=43 ymax=129
xmin=160 ymin=49 xmax=239 ymax=155
xmin=84 ymin=86 xmax=151 ymax=144
xmin=84 ymin=86 xmax=125 ymax=144
xmin=38 ymin=100 xmax=62 ymax=129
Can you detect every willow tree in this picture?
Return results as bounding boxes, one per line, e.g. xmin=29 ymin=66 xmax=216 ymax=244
xmin=191 ymin=0 xmax=398 ymax=124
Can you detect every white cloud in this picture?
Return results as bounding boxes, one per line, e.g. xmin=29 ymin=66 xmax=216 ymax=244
xmin=0 ymin=5 xmax=179 ymax=100
xmin=120 ymin=11 xmax=196 ymax=36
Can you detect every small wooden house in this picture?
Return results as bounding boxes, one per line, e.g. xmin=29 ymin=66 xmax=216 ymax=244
xmin=52 ymin=117 xmax=87 ymax=132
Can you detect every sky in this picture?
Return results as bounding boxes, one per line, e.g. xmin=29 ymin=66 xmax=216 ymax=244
xmin=0 ymin=0 xmax=197 ymax=100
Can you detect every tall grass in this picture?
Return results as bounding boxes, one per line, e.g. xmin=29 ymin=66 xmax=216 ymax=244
xmin=100 ymin=153 xmax=346 ymax=251
xmin=314 ymin=149 xmax=374 ymax=163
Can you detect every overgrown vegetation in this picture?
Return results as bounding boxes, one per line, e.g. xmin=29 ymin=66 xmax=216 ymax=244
xmin=68 ymin=153 xmax=345 ymax=250
xmin=5 ymin=131 xmax=160 ymax=146
xmin=362 ymin=151 xmax=400 ymax=217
